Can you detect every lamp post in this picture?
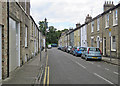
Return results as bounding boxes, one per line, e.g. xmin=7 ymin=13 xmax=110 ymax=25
xmin=44 ymin=18 xmax=47 ymax=52
xmin=109 ymin=11 xmax=112 ymax=61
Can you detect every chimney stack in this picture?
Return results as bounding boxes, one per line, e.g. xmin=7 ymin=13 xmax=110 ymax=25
xmin=76 ymin=23 xmax=81 ymax=28
xmin=85 ymin=14 xmax=92 ymax=23
xmin=104 ymin=1 xmax=114 ymax=11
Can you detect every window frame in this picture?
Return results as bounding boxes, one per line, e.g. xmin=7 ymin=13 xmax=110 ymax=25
xmin=113 ymin=9 xmax=118 ymax=26
xmin=25 ymin=26 xmax=28 ymax=48
xmin=91 ymin=21 xmax=94 ymax=33
xmin=111 ymin=36 xmax=116 ymax=51
xmin=97 ymin=18 xmax=100 ymax=31
xmin=105 ymin=14 xmax=109 ymax=28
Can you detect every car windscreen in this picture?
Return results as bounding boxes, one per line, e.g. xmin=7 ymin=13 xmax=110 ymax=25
xmin=89 ymin=48 xmax=100 ymax=52
xmin=79 ymin=47 xmax=85 ymax=51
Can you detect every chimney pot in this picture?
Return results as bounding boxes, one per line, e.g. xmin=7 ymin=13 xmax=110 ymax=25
xmin=107 ymin=1 xmax=108 ymax=4
xmin=105 ymin=1 xmax=106 ymax=4
xmin=109 ymin=1 xmax=111 ymax=4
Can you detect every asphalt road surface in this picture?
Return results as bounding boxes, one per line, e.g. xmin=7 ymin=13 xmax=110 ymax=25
xmin=47 ymin=48 xmax=118 ymax=85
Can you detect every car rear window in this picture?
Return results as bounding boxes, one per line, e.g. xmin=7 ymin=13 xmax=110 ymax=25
xmin=89 ymin=48 xmax=100 ymax=52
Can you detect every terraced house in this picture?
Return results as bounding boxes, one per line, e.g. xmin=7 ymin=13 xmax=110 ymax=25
xmin=0 ymin=0 xmax=42 ymax=81
xmin=74 ymin=23 xmax=81 ymax=47
xmin=87 ymin=1 xmax=120 ymax=58
xmin=58 ymin=1 xmax=120 ymax=59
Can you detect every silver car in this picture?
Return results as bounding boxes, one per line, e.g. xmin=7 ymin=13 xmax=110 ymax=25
xmin=81 ymin=47 xmax=102 ymax=61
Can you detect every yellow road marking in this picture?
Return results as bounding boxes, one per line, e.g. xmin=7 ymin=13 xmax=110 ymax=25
xmin=47 ymin=66 xmax=49 ymax=86
xmin=43 ymin=67 xmax=47 ymax=86
xmin=43 ymin=53 xmax=49 ymax=86
xmin=46 ymin=54 xmax=48 ymax=66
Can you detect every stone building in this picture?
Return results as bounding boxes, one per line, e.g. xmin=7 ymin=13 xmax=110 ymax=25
xmin=30 ymin=16 xmax=40 ymax=58
xmin=69 ymin=31 xmax=74 ymax=47
xmin=0 ymin=0 xmax=42 ymax=81
xmin=87 ymin=1 xmax=120 ymax=58
xmin=74 ymin=23 xmax=81 ymax=47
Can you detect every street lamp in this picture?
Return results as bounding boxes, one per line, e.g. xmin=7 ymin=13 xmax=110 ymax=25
xmin=109 ymin=11 xmax=112 ymax=61
xmin=44 ymin=18 xmax=47 ymax=52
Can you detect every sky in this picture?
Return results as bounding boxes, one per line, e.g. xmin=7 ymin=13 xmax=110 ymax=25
xmin=30 ymin=0 xmax=119 ymax=30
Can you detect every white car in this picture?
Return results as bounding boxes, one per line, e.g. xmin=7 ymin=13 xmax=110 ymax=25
xmin=48 ymin=45 xmax=52 ymax=49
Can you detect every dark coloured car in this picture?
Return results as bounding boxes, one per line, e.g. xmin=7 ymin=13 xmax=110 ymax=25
xmin=70 ymin=46 xmax=76 ymax=55
xmin=73 ymin=47 xmax=86 ymax=57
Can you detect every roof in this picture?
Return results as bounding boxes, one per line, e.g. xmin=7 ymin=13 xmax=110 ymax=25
xmin=67 ymin=3 xmax=120 ymax=35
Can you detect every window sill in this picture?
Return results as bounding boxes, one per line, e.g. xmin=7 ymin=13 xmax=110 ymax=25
xmin=113 ymin=24 xmax=118 ymax=27
xmin=111 ymin=49 xmax=116 ymax=52
xmin=105 ymin=26 xmax=109 ymax=29
xmin=97 ymin=30 xmax=100 ymax=32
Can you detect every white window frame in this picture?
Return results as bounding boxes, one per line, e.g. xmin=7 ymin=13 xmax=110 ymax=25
xmin=111 ymin=36 xmax=116 ymax=51
xmin=97 ymin=18 xmax=100 ymax=31
xmin=91 ymin=37 xmax=94 ymax=47
xmin=96 ymin=36 xmax=100 ymax=48
xmin=25 ymin=26 xmax=28 ymax=47
xmin=91 ymin=21 xmax=94 ymax=33
xmin=105 ymin=14 xmax=109 ymax=28
xmin=113 ymin=9 xmax=118 ymax=26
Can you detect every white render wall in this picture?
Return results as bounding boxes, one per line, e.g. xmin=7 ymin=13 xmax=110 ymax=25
xmin=81 ymin=25 xmax=87 ymax=47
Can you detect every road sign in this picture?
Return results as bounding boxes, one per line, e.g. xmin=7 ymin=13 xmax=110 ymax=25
xmin=109 ymin=32 xmax=111 ymax=37
xmin=109 ymin=28 xmax=111 ymax=32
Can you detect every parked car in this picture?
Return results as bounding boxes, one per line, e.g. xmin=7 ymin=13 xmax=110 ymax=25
xmin=69 ymin=46 xmax=76 ymax=54
xmin=64 ymin=46 xmax=68 ymax=52
xmin=48 ymin=44 xmax=52 ymax=49
xmin=81 ymin=47 xmax=102 ymax=61
xmin=58 ymin=46 xmax=62 ymax=50
xmin=61 ymin=46 xmax=66 ymax=51
xmin=73 ymin=47 xmax=86 ymax=57
xmin=66 ymin=46 xmax=72 ymax=53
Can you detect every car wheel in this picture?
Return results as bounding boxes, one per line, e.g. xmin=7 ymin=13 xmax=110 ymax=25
xmin=75 ymin=53 xmax=78 ymax=57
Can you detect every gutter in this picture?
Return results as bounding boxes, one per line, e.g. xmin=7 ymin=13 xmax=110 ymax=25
xmin=7 ymin=0 xmax=9 ymax=77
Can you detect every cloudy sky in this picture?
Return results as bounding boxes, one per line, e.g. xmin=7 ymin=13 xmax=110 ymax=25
xmin=30 ymin=0 xmax=119 ymax=30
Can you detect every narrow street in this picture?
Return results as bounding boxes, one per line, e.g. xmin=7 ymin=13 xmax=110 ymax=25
xmin=47 ymin=48 xmax=118 ymax=85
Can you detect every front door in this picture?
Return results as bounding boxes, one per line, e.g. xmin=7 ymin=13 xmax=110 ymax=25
xmin=103 ymin=37 xmax=106 ymax=56
xmin=16 ymin=23 xmax=20 ymax=67
xmin=0 ymin=25 xmax=2 ymax=80
xmin=9 ymin=18 xmax=20 ymax=72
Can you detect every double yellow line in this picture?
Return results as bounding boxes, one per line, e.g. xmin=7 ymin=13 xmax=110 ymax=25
xmin=43 ymin=54 xmax=49 ymax=86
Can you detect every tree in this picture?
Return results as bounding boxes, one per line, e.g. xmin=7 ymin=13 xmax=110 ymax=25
xmin=38 ymin=21 xmax=68 ymax=45
xmin=39 ymin=21 xmax=46 ymax=36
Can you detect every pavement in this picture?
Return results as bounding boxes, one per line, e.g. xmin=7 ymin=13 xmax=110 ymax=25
xmin=102 ymin=57 xmax=119 ymax=66
xmin=2 ymin=51 xmax=46 ymax=85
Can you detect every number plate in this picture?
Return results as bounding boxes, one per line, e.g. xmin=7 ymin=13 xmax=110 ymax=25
xmin=92 ymin=57 xmax=98 ymax=59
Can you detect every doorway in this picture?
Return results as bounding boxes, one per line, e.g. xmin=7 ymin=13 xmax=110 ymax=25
xmin=9 ymin=18 xmax=20 ymax=72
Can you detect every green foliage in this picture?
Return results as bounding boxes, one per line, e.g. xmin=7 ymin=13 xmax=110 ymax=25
xmin=39 ymin=20 xmax=68 ymax=45
xmin=46 ymin=26 xmax=61 ymax=44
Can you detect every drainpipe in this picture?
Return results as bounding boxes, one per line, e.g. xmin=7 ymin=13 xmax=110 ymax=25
xmin=7 ymin=0 xmax=9 ymax=77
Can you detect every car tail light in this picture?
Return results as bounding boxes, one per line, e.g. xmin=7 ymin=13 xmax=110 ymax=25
xmin=88 ymin=48 xmax=90 ymax=54
xmin=77 ymin=49 xmax=79 ymax=51
xmin=99 ymin=48 xmax=102 ymax=55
